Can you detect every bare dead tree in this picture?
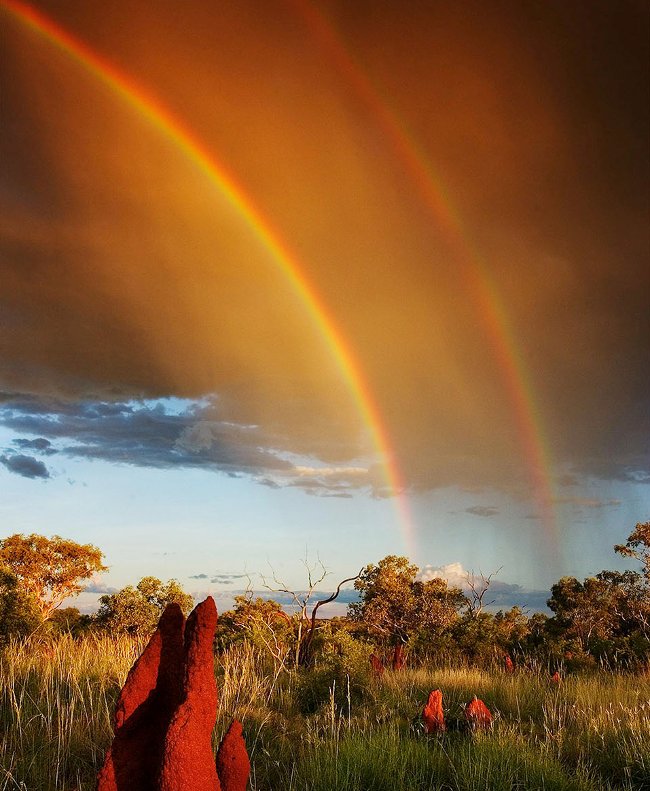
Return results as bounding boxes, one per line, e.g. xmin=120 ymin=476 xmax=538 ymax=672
xmin=464 ymin=567 xmax=502 ymax=618
xmin=261 ymin=554 xmax=362 ymax=666
xmin=298 ymin=568 xmax=363 ymax=665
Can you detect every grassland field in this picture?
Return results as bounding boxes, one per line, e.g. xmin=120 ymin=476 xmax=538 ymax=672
xmin=0 ymin=635 xmax=648 ymax=790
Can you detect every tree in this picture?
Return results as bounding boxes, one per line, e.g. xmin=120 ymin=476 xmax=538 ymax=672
xmin=0 ymin=566 xmax=41 ymax=643
xmin=298 ymin=568 xmax=362 ymax=665
xmin=348 ymin=555 xmax=419 ymax=644
xmin=48 ymin=606 xmax=91 ymax=636
xmin=597 ymin=569 xmax=650 ymax=642
xmin=261 ymin=556 xmax=362 ymax=666
xmin=95 ymin=576 xmax=194 ymax=635
xmin=464 ymin=568 xmax=502 ymax=618
xmin=0 ymin=534 xmax=106 ymax=619
xmin=615 ymin=522 xmax=650 ymax=581
xmin=546 ymin=576 xmax=621 ymax=653
xmin=349 ymin=555 xmax=466 ymax=646
xmin=217 ymin=594 xmax=293 ymax=666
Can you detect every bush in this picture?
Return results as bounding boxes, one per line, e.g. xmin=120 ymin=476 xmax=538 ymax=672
xmin=297 ymin=628 xmax=372 ymax=714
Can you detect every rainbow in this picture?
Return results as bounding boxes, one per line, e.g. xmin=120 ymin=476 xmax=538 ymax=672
xmin=1 ymin=0 xmax=417 ymax=555
xmin=289 ymin=0 xmax=559 ymax=553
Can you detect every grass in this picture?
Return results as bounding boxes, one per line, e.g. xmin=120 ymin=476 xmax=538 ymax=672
xmin=0 ymin=636 xmax=648 ymax=790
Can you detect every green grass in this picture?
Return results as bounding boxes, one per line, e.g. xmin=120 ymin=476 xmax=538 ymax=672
xmin=1 ymin=636 xmax=648 ymax=790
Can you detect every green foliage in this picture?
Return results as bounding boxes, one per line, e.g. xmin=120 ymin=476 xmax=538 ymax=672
xmin=615 ymin=521 xmax=650 ymax=581
xmin=47 ymin=607 xmax=93 ymax=637
xmin=94 ymin=576 xmax=193 ymax=635
xmin=217 ymin=594 xmax=294 ymax=664
xmin=548 ymin=576 xmax=619 ymax=649
xmin=296 ymin=623 xmax=373 ymax=714
xmin=0 ymin=533 xmax=106 ymax=619
xmin=349 ymin=555 xmax=466 ymax=647
xmin=348 ymin=531 xmax=650 ymax=669
xmin=0 ymin=565 xmax=41 ymax=643
xmin=546 ymin=569 xmax=650 ymax=666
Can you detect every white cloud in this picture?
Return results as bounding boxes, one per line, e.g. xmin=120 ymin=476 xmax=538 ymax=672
xmin=417 ymin=562 xmax=469 ymax=587
xmin=294 ymin=465 xmax=368 ymax=477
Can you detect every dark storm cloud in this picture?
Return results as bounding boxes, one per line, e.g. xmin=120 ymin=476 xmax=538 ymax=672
xmin=0 ymin=452 xmax=50 ymax=479
xmin=0 ymin=396 xmax=373 ymax=494
xmin=0 ymin=397 xmax=288 ymax=473
xmin=574 ymin=456 xmax=650 ymax=486
xmin=0 ymin=0 xmax=647 ymax=501
xmin=465 ymin=506 xmax=499 ymax=518
xmin=12 ymin=436 xmax=55 ymax=454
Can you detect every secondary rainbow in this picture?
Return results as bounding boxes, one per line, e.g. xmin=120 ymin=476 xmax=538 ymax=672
xmin=289 ymin=0 xmax=559 ymax=553
xmin=1 ymin=0 xmax=417 ymax=555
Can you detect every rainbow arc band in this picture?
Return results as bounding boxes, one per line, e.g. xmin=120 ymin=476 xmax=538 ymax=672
xmin=1 ymin=0 xmax=416 ymax=556
xmin=290 ymin=0 xmax=558 ymax=555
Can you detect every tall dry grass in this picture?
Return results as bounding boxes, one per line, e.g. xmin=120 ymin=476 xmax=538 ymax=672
xmin=1 ymin=635 xmax=648 ymax=790
xmin=0 ymin=633 xmax=142 ymax=790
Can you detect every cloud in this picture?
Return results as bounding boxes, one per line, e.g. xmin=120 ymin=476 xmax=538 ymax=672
xmin=557 ymin=474 xmax=578 ymax=488
xmin=210 ymin=573 xmax=249 ymax=585
xmin=0 ymin=453 xmax=50 ymax=479
xmin=417 ymin=562 xmax=550 ymax=612
xmin=186 ymin=587 xmax=360 ymax=613
xmin=573 ymin=457 xmax=650 ymax=486
xmin=82 ymin=582 xmax=118 ymax=594
xmin=0 ymin=0 xmax=648 ymax=501
xmin=12 ymin=437 xmax=56 ymax=454
xmin=189 ymin=572 xmax=249 ymax=584
xmin=197 ymin=579 xmax=550 ymax=614
xmin=554 ymin=497 xmax=622 ymax=509
xmin=465 ymin=505 xmax=499 ymax=518
xmin=418 ymin=562 xmax=469 ymax=588
xmin=0 ymin=396 xmax=376 ymax=495
xmin=243 ymin=588 xmax=360 ymax=610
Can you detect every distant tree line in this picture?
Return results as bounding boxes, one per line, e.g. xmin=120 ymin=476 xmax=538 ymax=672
xmin=216 ymin=522 xmax=650 ymax=672
xmin=0 ymin=523 xmax=648 ymax=671
xmin=0 ymin=534 xmax=193 ymax=641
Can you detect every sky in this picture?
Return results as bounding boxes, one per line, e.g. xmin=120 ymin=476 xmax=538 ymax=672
xmin=1 ymin=0 xmax=648 ymax=613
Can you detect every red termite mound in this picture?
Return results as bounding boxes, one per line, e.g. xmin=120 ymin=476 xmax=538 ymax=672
xmin=98 ymin=597 xmax=251 ymax=791
xmin=159 ymin=597 xmax=220 ymax=791
xmin=503 ymin=654 xmax=514 ymax=673
xmin=465 ymin=696 xmax=492 ymax=729
xmin=422 ymin=689 xmax=445 ymax=733
xmin=97 ymin=603 xmax=185 ymax=791
xmin=216 ymin=719 xmax=251 ymax=791
xmin=369 ymin=653 xmax=384 ymax=678
xmin=391 ymin=643 xmax=406 ymax=671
